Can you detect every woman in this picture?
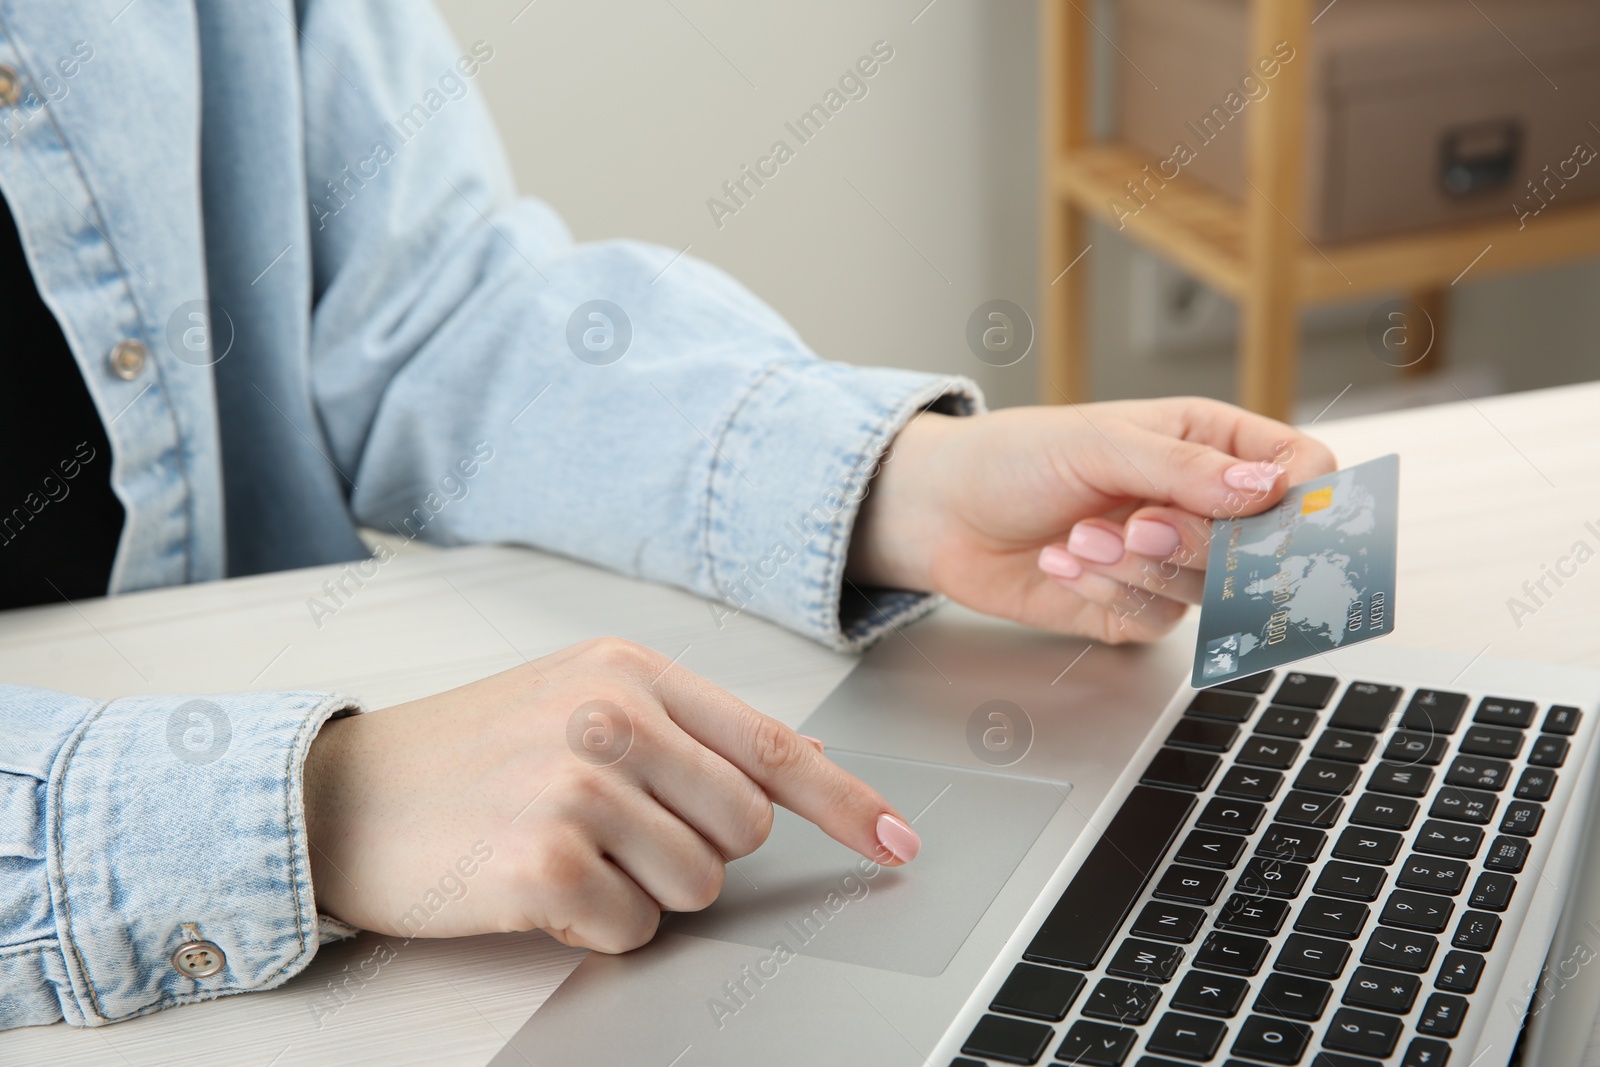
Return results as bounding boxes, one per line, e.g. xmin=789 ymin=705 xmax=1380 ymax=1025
xmin=0 ymin=0 xmax=1333 ymax=1029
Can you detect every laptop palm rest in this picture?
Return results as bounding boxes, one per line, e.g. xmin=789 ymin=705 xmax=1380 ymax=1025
xmin=664 ymin=750 xmax=1067 ymax=977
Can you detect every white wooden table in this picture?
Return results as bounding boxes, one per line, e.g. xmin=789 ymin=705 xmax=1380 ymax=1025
xmin=6 ymin=381 xmax=1600 ymax=1066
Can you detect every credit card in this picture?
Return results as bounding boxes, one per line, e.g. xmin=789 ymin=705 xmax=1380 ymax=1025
xmin=1192 ymin=453 xmax=1399 ymax=689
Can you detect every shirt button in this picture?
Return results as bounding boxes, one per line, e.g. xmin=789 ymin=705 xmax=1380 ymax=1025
xmin=108 ymin=338 xmax=148 ymax=380
xmin=172 ymin=938 xmax=226 ymax=979
xmin=0 ymin=66 xmax=20 ymax=108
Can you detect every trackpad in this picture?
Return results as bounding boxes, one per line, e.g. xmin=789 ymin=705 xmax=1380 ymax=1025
xmin=665 ymin=751 xmax=1067 ymax=977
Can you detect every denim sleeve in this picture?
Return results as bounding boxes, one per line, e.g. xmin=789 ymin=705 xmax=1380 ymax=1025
xmin=298 ymin=1 xmax=986 ymax=651
xmin=0 ymin=686 xmax=358 ymax=1029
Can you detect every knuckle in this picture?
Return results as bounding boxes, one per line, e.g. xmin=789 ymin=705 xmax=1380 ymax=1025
xmin=554 ymin=769 xmax=607 ymax=806
xmin=1169 ymin=438 xmax=1216 ymax=477
xmin=599 ymin=906 xmax=662 ymax=954
xmin=530 ymin=831 xmax=594 ymax=895
xmin=727 ymin=788 xmax=774 ymax=859
xmin=748 ymin=717 xmax=805 ymax=779
xmin=677 ymin=855 xmax=727 ymax=912
xmin=581 ymin=636 xmax=659 ymax=675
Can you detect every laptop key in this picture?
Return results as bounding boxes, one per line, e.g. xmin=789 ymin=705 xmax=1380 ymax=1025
xmin=1216 ymin=893 xmax=1290 ymax=936
xmin=1362 ymin=927 xmax=1437 ymax=972
xmin=991 ymin=963 xmax=1087 ymax=1022
xmin=1349 ymin=793 xmax=1418 ymax=830
xmin=1402 ymin=1036 xmax=1454 ymax=1067
xmin=962 ymin=1013 xmax=1054 ymax=1064
xmin=1141 ymin=748 xmax=1221 ymax=792
xmin=1458 ymin=724 xmax=1524 ymax=759
xmin=1415 ymin=992 xmax=1469 ymax=1038
xmin=1313 ymin=1054 xmax=1384 ymax=1067
xmin=1236 ymin=857 xmax=1309 ymax=898
xmin=1146 ymin=1011 xmax=1228 ymax=1061
xmin=1166 ymin=718 xmax=1240 ymax=753
xmin=1080 ymin=977 xmax=1160 ymax=1024
xmin=1055 ymin=1020 xmax=1136 ymax=1067
xmin=1236 ymin=737 xmax=1303 ymax=771
xmin=1153 ymin=865 xmax=1226 ymax=905
xmin=1025 ymin=785 xmax=1194 ymax=969
xmin=1442 ymin=755 xmax=1511 ymax=792
xmin=1324 ymin=1006 xmax=1403 ymax=1057
xmin=1211 ymin=670 xmax=1276 ymax=696
xmin=1254 ymin=972 xmax=1332 ymax=1021
xmin=1175 ymin=829 xmax=1248 ymax=869
xmin=1343 ymin=965 xmax=1420 ymax=1013
xmin=1329 ymin=683 xmax=1402 ymax=732
xmin=1379 ymin=889 xmax=1454 ymax=933
xmin=1514 ymin=767 xmax=1557 ymax=802
xmin=1399 ymin=689 xmax=1469 ymax=733
xmin=1468 ymin=871 xmax=1515 ymax=912
xmin=1396 ymin=855 xmax=1468 ymax=895
xmin=1314 ymin=860 xmax=1387 ymax=902
xmin=1311 ymin=729 xmax=1377 ymax=764
xmin=1186 ymin=689 xmax=1258 ymax=722
xmin=1366 ymin=762 xmax=1432 ymax=798
xmin=1277 ymin=790 xmax=1344 ymax=828
xmin=1216 ymin=765 xmax=1285 ymax=802
xmin=1412 ymin=819 xmax=1482 ymax=859
xmin=1231 ymin=1014 xmax=1312 ymax=1064
xmin=1331 ymin=826 xmax=1403 ymax=865
xmin=1196 ymin=797 xmax=1265 ymax=835
xmin=1274 ymin=672 xmax=1338 ymax=709
xmin=1257 ymin=824 xmax=1326 ymax=863
xmin=1483 ymin=835 xmax=1529 ymax=872
xmin=1107 ymin=938 xmax=1184 ymax=983
xmin=1428 ymin=787 xmax=1497 ymax=825
xmin=1381 ymin=730 xmax=1449 ymax=766
xmin=1474 ymin=696 xmax=1537 ymax=729
xmin=1452 ymin=911 xmax=1501 ymax=951
xmin=1529 ymin=734 xmax=1570 ymax=767
xmin=1543 ymin=704 xmax=1582 ymax=735
xmin=1499 ymin=800 xmax=1543 ymax=836
xmin=1435 ymin=950 xmax=1485 ymax=993
xmin=1274 ymin=933 xmax=1350 ymax=979
xmin=1170 ymin=970 xmax=1250 ymax=1017
xmin=1257 ymin=707 xmax=1319 ymax=739
xmin=1130 ymin=902 xmax=1206 ymax=944
xmin=1194 ymin=931 xmax=1271 ymax=975
xmin=1293 ymin=759 xmax=1361 ymax=796
xmin=1294 ymin=896 xmax=1370 ymax=940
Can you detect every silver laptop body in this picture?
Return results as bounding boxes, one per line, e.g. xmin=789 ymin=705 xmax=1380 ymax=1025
xmin=493 ymin=607 xmax=1600 ymax=1066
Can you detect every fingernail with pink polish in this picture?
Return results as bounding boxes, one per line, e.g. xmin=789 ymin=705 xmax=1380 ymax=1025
xmin=1037 ymin=545 xmax=1083 ymax=579
xmin=1067 ymin=523 xmax=1124 ymax=564
xmin=1125 ymin=519 xmax=1181 ymax=557
xmin=1223 ymin=461 xmax=1284 ymax=493
xmin=800 ymin=735 xmax=825 ymax=753
xmin=876 ymin=812 xmax=921 ymax=863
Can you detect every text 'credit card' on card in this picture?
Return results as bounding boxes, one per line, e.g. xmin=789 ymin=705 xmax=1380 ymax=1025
xmin=1193 ymin=453 xmax=1399 ymax=689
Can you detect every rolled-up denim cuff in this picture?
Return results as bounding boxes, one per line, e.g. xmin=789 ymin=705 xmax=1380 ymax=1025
xmin=47 ymin=690 xmax=360 ymax=1025
xmin=705 ymin=359 xmax=984 ymax=651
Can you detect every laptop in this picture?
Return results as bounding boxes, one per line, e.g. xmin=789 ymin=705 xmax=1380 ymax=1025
xmin=490 ymin=605 xmax=1600 ymax=1066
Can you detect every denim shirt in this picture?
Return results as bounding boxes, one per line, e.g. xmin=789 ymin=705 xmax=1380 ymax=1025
xmin=0 ymin=0 xmax=980 ymax=1029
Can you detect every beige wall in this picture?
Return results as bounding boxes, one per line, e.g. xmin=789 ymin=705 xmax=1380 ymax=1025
xmin=435 ymin=0 xmax=1600 ymax=415
xmin=434 ymin=0 xmax=1043 ymax=408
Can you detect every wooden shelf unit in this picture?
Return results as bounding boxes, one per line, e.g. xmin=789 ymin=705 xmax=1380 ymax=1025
xmin=1040 ymin=0 xmax=1600 ymax=420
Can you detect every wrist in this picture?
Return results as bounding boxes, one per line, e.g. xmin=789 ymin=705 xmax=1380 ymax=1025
xmin=846 ymin=410 xmax=961 ymax=591
xmin=302 ymin=715 xmax=352 ymax=921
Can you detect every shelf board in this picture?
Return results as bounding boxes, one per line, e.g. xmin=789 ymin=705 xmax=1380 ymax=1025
xmin=1052 ymin=142 xmax=1600 ymax=303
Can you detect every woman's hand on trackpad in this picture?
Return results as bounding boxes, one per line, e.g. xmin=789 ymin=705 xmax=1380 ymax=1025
xmin=301 ymin=638 xmax=918 ymax=953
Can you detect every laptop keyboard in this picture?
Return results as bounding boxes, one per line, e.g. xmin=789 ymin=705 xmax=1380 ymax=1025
xmin=950 ymin=670 xmax=1587 ymax=1067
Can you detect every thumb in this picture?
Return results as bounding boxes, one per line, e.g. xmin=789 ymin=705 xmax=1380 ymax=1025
xmin=1073 ymin=420 xmax=1291 ymax=521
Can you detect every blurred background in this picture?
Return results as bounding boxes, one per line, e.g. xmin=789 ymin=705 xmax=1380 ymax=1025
xmin=435 ymin=0 xmax=1600 ymax=420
